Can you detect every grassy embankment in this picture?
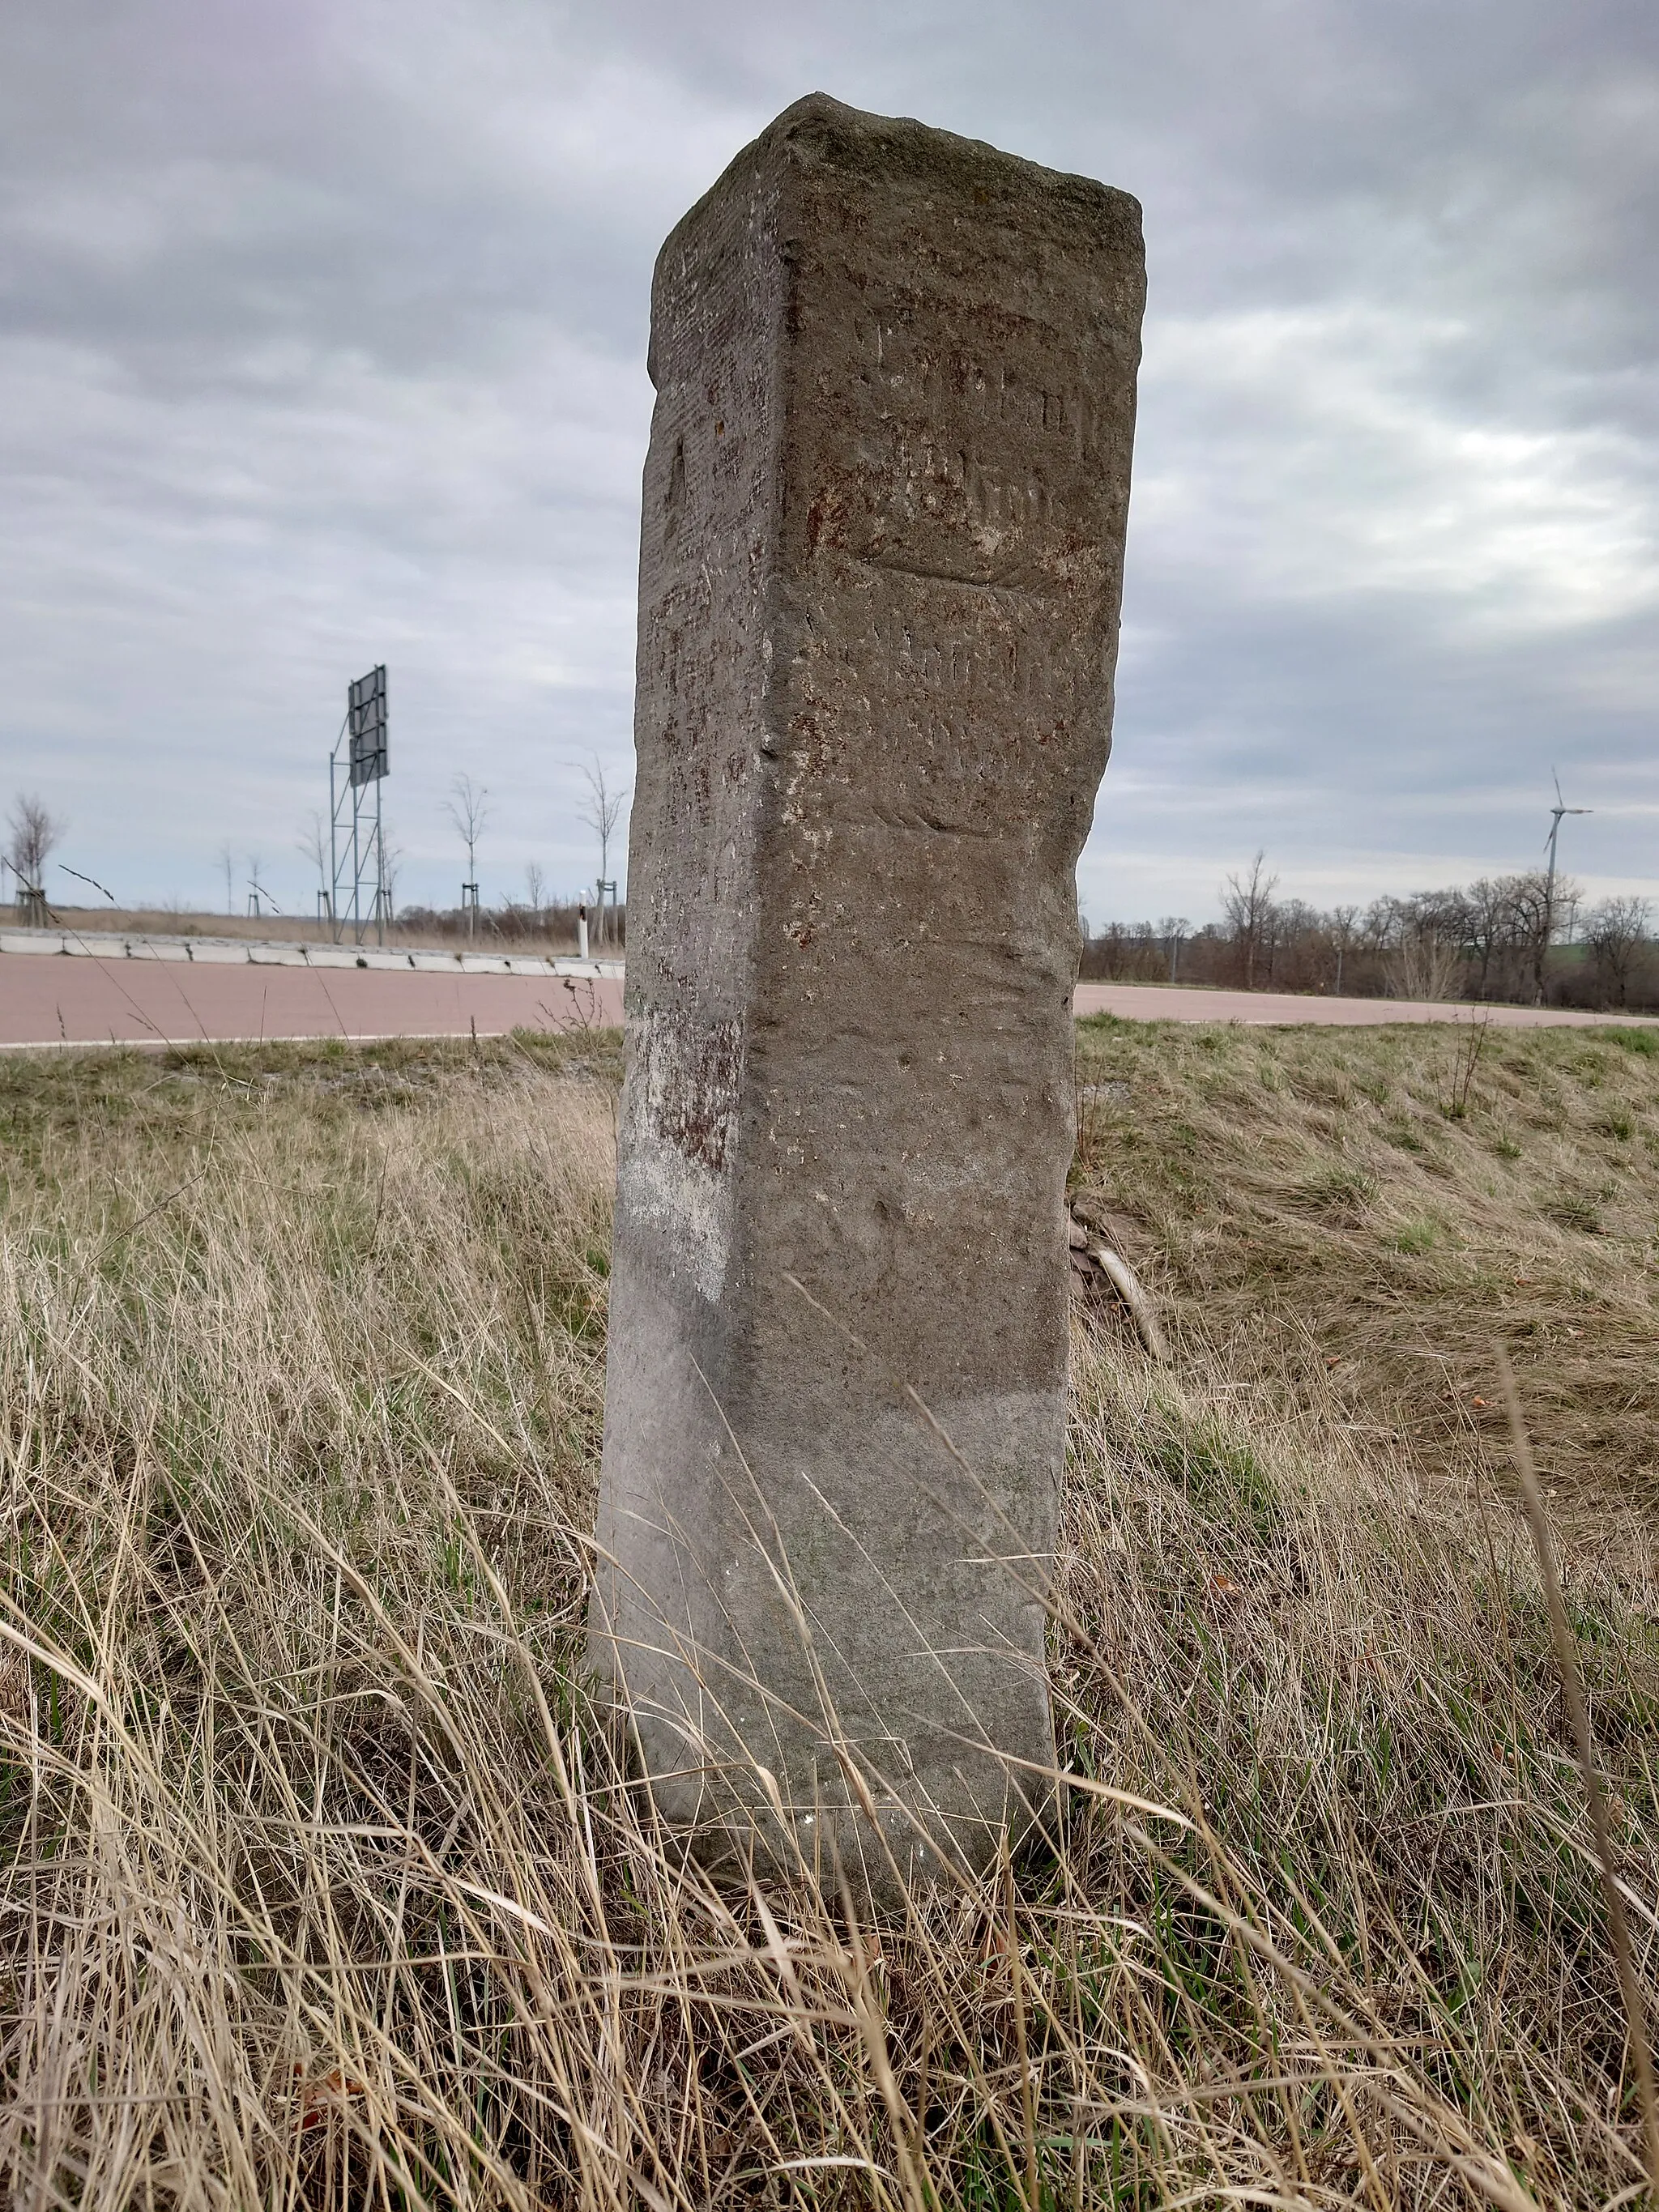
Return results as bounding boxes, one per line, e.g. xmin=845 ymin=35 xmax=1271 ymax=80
xmin=2 ymin=1021 xmax=1656 ymax=2210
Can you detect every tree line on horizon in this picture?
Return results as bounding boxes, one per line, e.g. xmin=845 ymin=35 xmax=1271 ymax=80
xmin=1082 ymin=852 xmax=1656 ymax=1012
xmin=11 ymin=784 xmax=1652 ymax=1009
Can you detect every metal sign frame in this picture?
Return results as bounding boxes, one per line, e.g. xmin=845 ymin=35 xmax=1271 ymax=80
xmin=595 ymin=876 xmax=617 ymax=948
xmin=331 ymin=664 xmax=390 ymax=944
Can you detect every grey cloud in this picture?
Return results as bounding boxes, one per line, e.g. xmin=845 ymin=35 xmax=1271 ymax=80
xmin=1 ymin=0 xmax=1655 ymax=918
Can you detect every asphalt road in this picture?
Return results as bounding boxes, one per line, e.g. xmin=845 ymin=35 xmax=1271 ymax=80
xmin=0 ymin=951 xmax=623 ymax=1047
xmin=2 ymin=954 xmax=1650 ymax=1048
xmin=1073 ymin=982 xmax=1654 ymax=1028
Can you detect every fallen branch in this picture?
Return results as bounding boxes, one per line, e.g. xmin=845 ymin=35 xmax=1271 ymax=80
xmin=1087 ymin=1242 xmax=1168 ymax=1363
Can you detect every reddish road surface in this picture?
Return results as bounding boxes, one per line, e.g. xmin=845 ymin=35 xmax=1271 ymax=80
xmin=0 ymin=952 xmax=622 ymax=1047
xmin=2 ymin=955 xmax=1652 ymax=1048
xmin=1074 ymin=982 xmax=1655 ymax=1029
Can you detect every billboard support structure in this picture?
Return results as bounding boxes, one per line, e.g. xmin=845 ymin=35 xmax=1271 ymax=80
xmin=330 ymin=664 xmax=390 ymax=945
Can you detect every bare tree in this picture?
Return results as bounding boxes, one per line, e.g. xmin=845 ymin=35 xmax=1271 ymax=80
xmin=444 ymin=775 xmax=490 ymax=938
xmin=576 ymin=755 xmax=629 ymax=946
xmin=1454 ymin=872 xmax=1550 ymax=1004
xmin=245 ymin=854 xmax=280 ymax=916
xmin=1324 ymin=904 xmax=1360 ymax=995
xmin=497 ymin=862 xmax=552 ymax=944
xmin=1388 ymin=931 xmax=1464 ymax=1005
xmin=1463 ymin=877 xmax=1510 ymax=1000
xmin=380 ymin=840 xmax=405 ymax=924
xmin=1270 ymin=897 xmax=1321 ymax=987
xmin=1585 ymin=895 xmax=1650 ymax=1008
xmin=297 ymin=812 xmax=330 ymax=926
xmin=1509 ymin=871 xmax=1558 ymax=1006
xmin=6 ymin=792 xmax=63 ymax=923
xmin=1158 ymin=914 xmax=1190 ymax=985
xmin=1221 ymin=850 xmax=1278 ymax=990
xmin=1375 ymin=888 xmax=1471 ymax=1004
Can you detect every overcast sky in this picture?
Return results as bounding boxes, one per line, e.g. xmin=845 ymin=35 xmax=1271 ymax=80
xmin=2 ymin=0 xmax=1656 ymax=923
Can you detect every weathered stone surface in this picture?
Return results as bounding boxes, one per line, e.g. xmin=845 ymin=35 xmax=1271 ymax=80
xmin=592 ymin=92 xmax=1143 ymax=1890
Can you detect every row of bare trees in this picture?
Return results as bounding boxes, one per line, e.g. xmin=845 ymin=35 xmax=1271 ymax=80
xmin=290 ymin=761 xmax=627 ymax=944
xmin=1082 ymin=853 xmax=1656 ymax=1012
xmin=6 ymin=753 xmax=627 ymax=940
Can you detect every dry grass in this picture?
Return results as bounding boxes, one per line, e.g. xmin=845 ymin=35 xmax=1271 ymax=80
xmin=2 ymin=1029 xmax=1656 ymax=2208
xmin=1074 ymin=1012 xmax=1659 ymax=1539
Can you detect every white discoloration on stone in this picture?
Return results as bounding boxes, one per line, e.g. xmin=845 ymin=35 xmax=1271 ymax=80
xmin=620 ymin=1008 xmax=742 ymax=1301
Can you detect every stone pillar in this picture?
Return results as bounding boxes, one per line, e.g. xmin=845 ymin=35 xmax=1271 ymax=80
xmin=592 ymin=93 xmax=1143 ymax=1890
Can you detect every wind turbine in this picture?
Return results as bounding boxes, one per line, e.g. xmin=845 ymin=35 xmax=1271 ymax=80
xmin=1537 ymin=771 xmax=1591 ymax=1001
xmin=1545 ymin=771 xmax=1591 ymax=928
